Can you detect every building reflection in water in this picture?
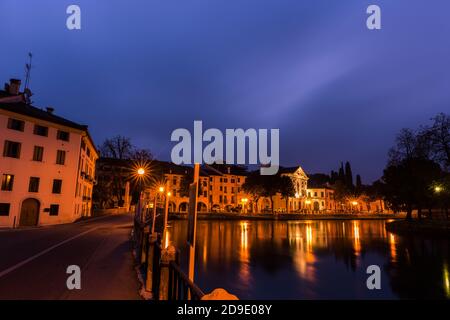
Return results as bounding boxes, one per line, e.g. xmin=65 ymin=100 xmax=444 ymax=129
xmin=167 ymin=219 xmax=450 ymax=299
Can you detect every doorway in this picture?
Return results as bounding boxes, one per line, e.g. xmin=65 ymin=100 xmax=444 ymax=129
xmin=19 ymin=198 xmax=40 ymax=226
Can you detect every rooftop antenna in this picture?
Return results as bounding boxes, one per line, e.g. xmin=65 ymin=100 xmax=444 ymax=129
xmin=24 ymin=52 xmax=33 ymax=90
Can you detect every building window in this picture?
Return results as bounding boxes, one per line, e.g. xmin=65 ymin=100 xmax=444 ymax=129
xmin=49 ymin=204 xmax=59 ymax=216
xmin=0 ymin=203 xmax=10 ymax=216
xmin=321 ymin=192 xmax=324 ymax=197
xmin=231 ymin=179 xmax=235 ymax=183
xmin=3 ymin=140 xmax=21 ymax=158
xmin=1 ymin=174 xmax=14 ymax=191
xmin=52 ymin=179 xmax=62 ymax=194
xmin=57 ymin=130 xmax=70 ymax=141
xmin=28 ymin=177 xmax=40 ymax=193
xmin=56 ymin=150 xmax=66 ymax=165
xmin=7 ymin=118 xmax=25 ymax=131
xmin=33 ymin=146 xmax=44 ymax=162
xmin=314 ymin=192 xmax=318 ymax=197
xmin=33 ymin=125 xmax=48 ymax=137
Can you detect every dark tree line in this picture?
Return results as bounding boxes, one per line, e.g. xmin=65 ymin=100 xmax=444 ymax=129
xmin=377 ymin=113 xmax=450 ymax=220
xmin=242 ymin=172 xmax=295 ymax=213
xmin=93 ymin=135 xmax=153 ymax=208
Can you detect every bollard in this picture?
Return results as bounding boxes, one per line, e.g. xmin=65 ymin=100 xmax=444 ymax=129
xmin=140 ymin=226 xmax=150 ymax=264
xmin=145 ymin=232 xmax=158 ymax=293
xmin=201 ymin=288 xmax=239 ymax=300
xmin=158 ymin=245 xmax=177 ymax=300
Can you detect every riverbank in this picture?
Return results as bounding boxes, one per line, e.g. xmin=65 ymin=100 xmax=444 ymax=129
xmin=386 ymin=219 xmax=450 ymax=236
xmin=170 ymin=212 xmax=404 ymax=221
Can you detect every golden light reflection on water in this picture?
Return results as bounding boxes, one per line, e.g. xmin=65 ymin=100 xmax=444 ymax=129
xmin=444 ymin=262 xmax=450 ymax=298
xmin=389 ymin=233 xmax=397 ymax=262
xmin=238 ymin=221 xmax=250 ymax=286
xmin=353 ymin=221 xmax=361 ymax=257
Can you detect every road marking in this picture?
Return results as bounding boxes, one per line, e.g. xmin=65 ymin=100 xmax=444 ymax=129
xmin=0 ymin=227 xmax=98 ymax=279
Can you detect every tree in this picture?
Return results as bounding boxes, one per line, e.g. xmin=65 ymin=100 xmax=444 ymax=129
xmin=278 ymin=176 xmax=296 ymax=213
xmin=356 ymin=174 xmax=362 ymax=190
xmin=424 ymin=113 xmax=450 ymax=168
xmin=131 ymin=148 xmax=153 ymax=163
xmin=99 ymin=135 xmax=134 ymax=160
xmin=381 ymin=158 xmax=442 ymax=220
xmin=345 ymin=161 xmax=354 ymax=188
xmin=96 ymin=135 xmax=153 ymax=207
xmin=242 ymin=172 xmax=265 ymax=213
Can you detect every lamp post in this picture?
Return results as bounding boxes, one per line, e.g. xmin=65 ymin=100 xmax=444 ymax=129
xmin=151 ymin=186 xmax=165 ymax=234
xmin=137 ymin=167 xmax=146 ymax=222
xmin=162 ymin=191 xmax=171 ymax=248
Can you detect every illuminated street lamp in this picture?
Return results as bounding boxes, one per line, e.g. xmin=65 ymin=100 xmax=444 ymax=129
xmin=137 ymin=167 xmax=145 ymax=176
xmin=434 ymin=186 xmax=443 ymax=194
xmin=151 ymin=185 xmax=166 ymax=234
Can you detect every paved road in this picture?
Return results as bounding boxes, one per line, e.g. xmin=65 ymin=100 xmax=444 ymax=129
xmin=0 ymin=214 xmax=141 ymax=300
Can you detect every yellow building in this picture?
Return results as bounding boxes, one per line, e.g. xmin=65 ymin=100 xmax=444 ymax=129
xmin=141 ymin=162 xmax=387 ymax=215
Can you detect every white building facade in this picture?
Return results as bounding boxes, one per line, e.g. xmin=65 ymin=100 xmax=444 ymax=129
xmin=0 ymin=79 xmax=98 ymax=227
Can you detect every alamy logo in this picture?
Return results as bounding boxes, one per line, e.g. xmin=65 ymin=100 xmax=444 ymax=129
xmin=66 ymin=265 xmax=81 ymax=290
xmin=366 ymin=265 xmax=381 ymax=290
xmin=171 ymin=121 xmax=280 ymax=175
xmin=366 ymin=5 xmax=381 ymax=30
xmin=66 ymin=5 xmax=81 ymax=30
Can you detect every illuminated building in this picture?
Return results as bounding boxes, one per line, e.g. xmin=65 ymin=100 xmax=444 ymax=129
xmin=0 ymin=79 xmax=98 ymax=227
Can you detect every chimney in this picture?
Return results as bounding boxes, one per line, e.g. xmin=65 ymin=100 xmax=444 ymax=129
xmin=46 ymin=107 xmax=55 ymax=114
xmin=8 ymin=79 xmax=21 ymax=96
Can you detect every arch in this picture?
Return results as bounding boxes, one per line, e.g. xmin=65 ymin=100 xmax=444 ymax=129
xmin=313 ymin=201 xmax=320 ymax=211
xmin=20 ymin=198 xmax=40 ymax=227
xmin=197 ymin=202 xmax=207 ymax=212
xmin=178 ymin=202 xmax=189 ymax=213
xmin=169 ymin=201 xmax=177 ymax=213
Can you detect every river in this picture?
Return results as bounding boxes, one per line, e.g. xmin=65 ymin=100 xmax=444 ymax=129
xmin=166 ymin=219 xmax=450 ymax=299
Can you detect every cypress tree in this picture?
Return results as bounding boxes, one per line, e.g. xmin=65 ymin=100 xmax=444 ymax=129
xmin=345 ymin=161 xmax=353 ymax=188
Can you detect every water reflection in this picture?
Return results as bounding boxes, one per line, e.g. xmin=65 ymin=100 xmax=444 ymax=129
xmin=169 ymin=220 xmax=450 ymax=299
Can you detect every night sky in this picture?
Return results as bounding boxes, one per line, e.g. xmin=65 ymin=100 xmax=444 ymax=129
xmin=1 ymin=0 xmax=449 ymax=182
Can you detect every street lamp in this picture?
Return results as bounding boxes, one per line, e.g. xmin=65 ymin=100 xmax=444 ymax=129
xmin=434 ymin=186 xmax=443 ymax=194
xmin=151 ymin=186 xmax=165 ymax=234
xmin=137 ymin=167 xmax=145 ymax=176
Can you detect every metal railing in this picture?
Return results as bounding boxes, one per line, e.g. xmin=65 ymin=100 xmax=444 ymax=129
xmin=133 ymin=214 xmax=205 ymax=300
